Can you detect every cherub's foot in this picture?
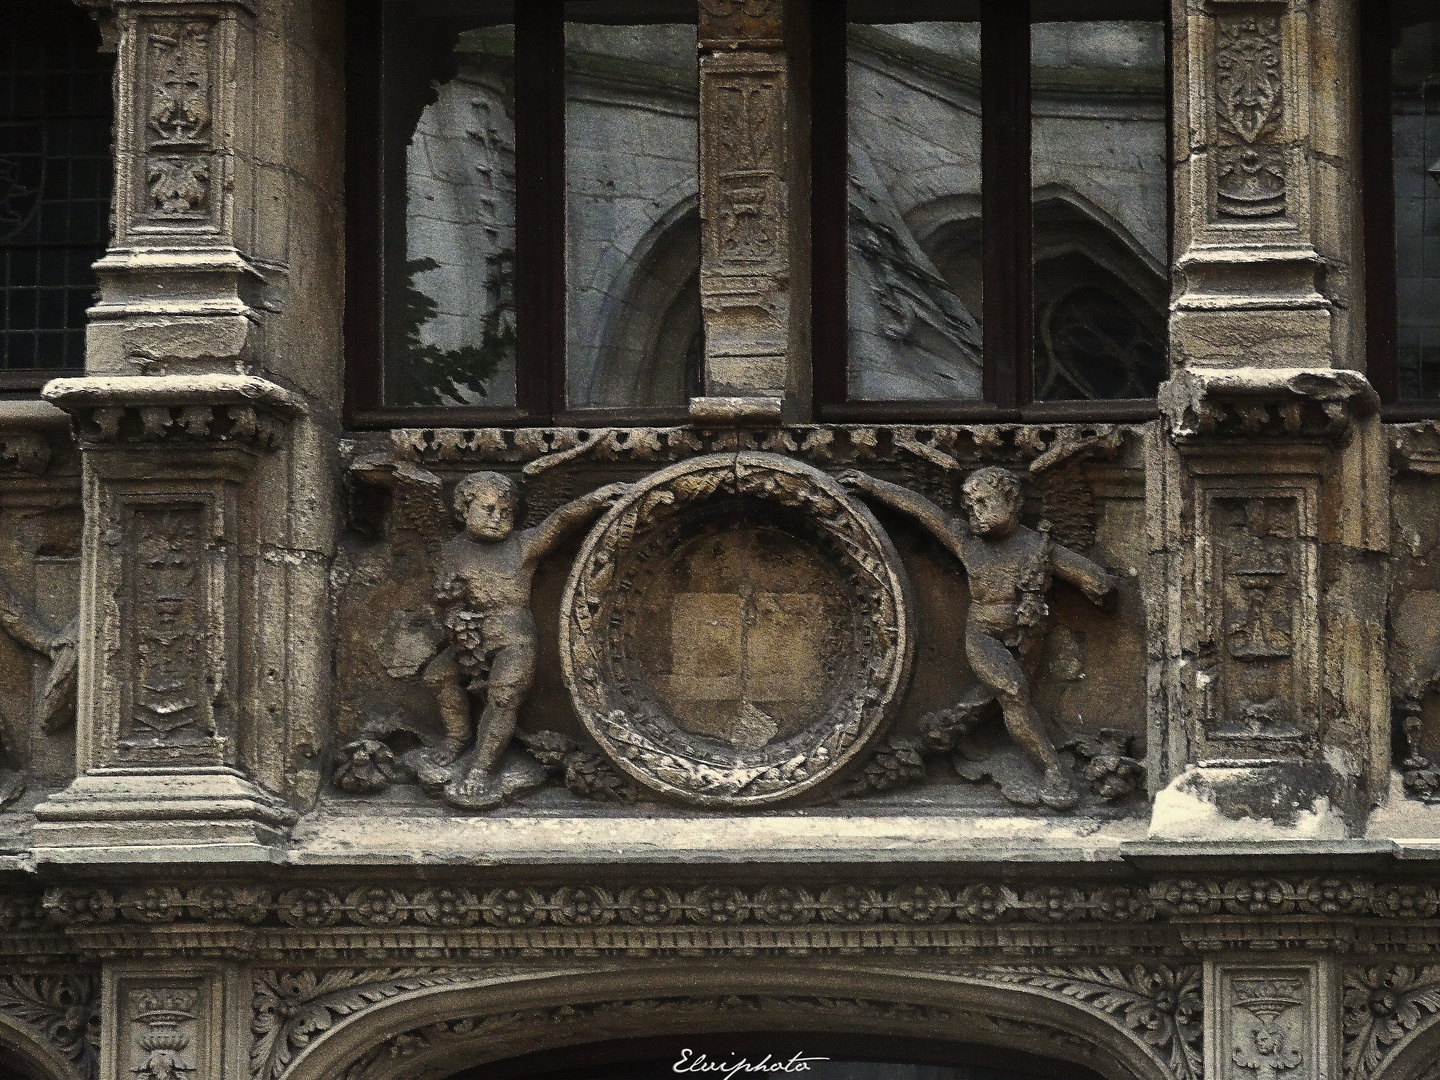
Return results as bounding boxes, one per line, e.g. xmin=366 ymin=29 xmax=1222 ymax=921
xmin=1039 ymin=766 xmax=1080 ymax=811
xmin=443 ymin=750 xmax=546 ymax=811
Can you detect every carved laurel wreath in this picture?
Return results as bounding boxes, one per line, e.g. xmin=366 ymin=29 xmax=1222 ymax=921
xmin=561 ymin=452 xmax=913 ymax=807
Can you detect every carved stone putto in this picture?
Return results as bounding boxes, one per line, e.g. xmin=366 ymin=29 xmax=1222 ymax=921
xmin=561 ymin=452 xmax=914 ymax=807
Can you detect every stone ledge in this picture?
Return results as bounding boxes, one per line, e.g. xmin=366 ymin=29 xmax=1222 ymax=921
xmin=42 ymin=373 xmax=307 ymax=416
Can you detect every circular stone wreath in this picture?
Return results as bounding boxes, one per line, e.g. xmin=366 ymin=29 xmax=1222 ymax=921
xmin=560 ymin=451 xmax=914 ymax=808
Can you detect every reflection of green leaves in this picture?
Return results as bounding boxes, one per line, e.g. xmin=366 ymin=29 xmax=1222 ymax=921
xmin=402 ymin=254 xmax=511 ymax=406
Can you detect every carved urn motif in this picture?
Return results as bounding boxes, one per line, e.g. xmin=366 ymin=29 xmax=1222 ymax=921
xmin=561 ymin=452 xmax=914 ymax=807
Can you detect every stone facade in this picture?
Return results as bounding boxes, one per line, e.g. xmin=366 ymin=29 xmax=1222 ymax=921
xmin=3 ymin=1 xmax=1440 ymax=1078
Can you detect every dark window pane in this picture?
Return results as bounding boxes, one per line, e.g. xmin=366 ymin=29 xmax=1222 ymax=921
xmin=0 ymin=1 xmax=111 ymax=372
xmin=382 ymin=1 xmax=519 ymax=407
xmin=848 ymin=2 xmax=984 ymax=402
xmin=1030 ymin=0 xmax=1167 ymax=401
xmin=1394 ymin=4 xmax=1440 ymax=398
xmin=564 ymin=1 xmax=699 ymax=409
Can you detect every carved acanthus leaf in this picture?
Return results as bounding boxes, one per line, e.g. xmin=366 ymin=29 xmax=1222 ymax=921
xmin=0 ymin=974 xmax=100 ymax=1080
xmin=250 ymin=969 xmax=478 ymax=1080
xmin=1342 ymin=966 xmax=1440 ymax=1080
xmin=990 ymin=966 xmax=1202 ymax=1080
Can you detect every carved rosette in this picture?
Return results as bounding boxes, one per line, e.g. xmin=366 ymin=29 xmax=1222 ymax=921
xmin=561 ymin=452 xmax=914 ymax=807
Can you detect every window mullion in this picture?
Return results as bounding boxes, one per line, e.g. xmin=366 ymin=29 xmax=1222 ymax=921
xmin=981 ymin=0 xmax=1030 ymax=409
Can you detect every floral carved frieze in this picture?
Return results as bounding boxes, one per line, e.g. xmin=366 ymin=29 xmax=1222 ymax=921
xmin=562 ymin=453 xmax=914 ymax=807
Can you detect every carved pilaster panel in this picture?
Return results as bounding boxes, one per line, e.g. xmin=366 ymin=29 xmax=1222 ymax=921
xmin=1208 ymin=962 xmax=1334 ymax=1080
xmin=1213 ymin=12 xmax=1286 ymax=221
xmin=112 ymin=3 xmax=254 ymax=242
xmin=1198 ymin=489 xmax=1318 ymax=750
xmin=96 ymin=483 xmax=236 ymax=771
xmin=699 ymin=51 xmax=790 ymax=398
xmin=103 ymin=967 xmax=227 ymax=1080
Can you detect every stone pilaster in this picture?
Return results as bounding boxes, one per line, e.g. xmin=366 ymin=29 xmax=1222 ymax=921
xmin=693 ymin=0 xmax=805 ymax=423
xmin=1150 ymin=0 xmax=1389 ymax=837
xmin=31 ymin=377 xmax=303 ymax=857
xmin=89 ymin=0 xmax=263 ymax=378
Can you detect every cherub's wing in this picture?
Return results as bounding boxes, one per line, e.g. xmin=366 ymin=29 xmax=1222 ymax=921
xmin=349 ymin=454 xmax=450 ymax=556
xmin=1028 ymin=427 xmax=1124 ymax=551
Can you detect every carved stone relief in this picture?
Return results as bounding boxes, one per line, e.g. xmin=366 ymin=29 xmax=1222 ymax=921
xmin=562 ymin=452 xmax=913 ymax=807
xmin=136 ymin=19 xmax=216 ymax=227
xmin=1343 ymin=966 xmax=1440 ymax=1080
xmin=1213 ymin=969 xmax=1317 ymax=1080
xmin=0 ymin=973 xmax=99 ymax=1080
xmin=1214 ymin=14 xmax=1286 ymax=219
xmin=127 ymin=986 xmax=200 ymax=1080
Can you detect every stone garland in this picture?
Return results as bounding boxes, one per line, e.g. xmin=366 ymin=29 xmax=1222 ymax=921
xmin=26 ymin=877 xmax=1427 ymax=932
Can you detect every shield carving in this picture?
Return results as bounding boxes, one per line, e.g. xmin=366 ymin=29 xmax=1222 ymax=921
xmin=0 ymin=123 xmax=45 ymax=243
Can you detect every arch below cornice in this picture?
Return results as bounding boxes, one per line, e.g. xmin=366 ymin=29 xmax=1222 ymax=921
xmin=271 ymin=961 xmax=1195 ymax=1080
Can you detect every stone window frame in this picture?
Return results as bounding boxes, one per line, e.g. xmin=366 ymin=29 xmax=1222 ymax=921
xmin=1362 ymin=0 xmax=1440 ymax=419
xmin=344 ymin=0 xmax=698 ymax=430
xmin=810 ymin=0 xmax=1170 ymax=425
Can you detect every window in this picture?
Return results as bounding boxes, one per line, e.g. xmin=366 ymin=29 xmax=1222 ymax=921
xmin=1367 ymin=0 xmax=1440 ymax=412
xmin=0 ymin=2 xmax=113 ymax=390
xmin=347 ymin=0 xmax=700 ymax=425
xmin=813 ymin=0 xmax=1169 ymax=420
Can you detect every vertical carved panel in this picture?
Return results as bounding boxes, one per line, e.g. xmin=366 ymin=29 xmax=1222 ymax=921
xmin=1192 ymin=477 xmax=1320 ymax=759
xmin=120 ymin=503 xmax=222 ymax=765
xmin=700 ymin=53 xmax=790 ymax=396
xmin=1214 ymin=14 xmax=1286 ymax=219
xmin=1208 ymin=964 xmax=1331 ymax=1080
xmin=137 ymin=19 xmax=217 ymax=227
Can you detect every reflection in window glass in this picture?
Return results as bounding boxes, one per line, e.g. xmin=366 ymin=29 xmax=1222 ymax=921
xmin=848 ymin=2 xmax=983 ymax=402
xmin=1031 ymin=0 xmax=1166 ymax=401
xmin=565 ymin=2 xmax=699 ymax=409
xmin=0 ymin=2 xmax=112 ymax=371
xmin=1394 ymin=4 xmax=1440 ymax=398
xmin=383 ymin=2 xmax=517 ymax=407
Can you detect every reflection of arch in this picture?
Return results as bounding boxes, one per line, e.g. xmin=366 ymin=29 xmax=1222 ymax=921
xmin=904 ymin=187 xmax=1169 ymax=400
xmin=279 ymin=962 xmax=1190 ymax=1080
xmin=586 ymin=192 xmax=701 ymax=408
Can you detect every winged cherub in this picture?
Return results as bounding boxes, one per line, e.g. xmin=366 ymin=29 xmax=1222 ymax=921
xmin=420 ymin=471 xmax=630 ymax=808
xmin=841 ymin=465 xmax=1116 ymax=809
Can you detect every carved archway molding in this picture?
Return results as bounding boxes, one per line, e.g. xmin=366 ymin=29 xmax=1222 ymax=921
xmin=0 ymin=974 xmax=99 ymax=1080
xmin=1345 ymin=965 xmax=1440 ymax=1080
xmin=263 ymin=961 xmax=1197 ymax=1080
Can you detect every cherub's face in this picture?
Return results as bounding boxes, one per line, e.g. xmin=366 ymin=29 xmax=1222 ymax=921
xmin=464 ymin=483 xmax=516 ymax=542
xmin=963 ymin=482 xmax=1020 ymax=538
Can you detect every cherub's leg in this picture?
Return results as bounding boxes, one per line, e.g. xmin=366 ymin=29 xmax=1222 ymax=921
xmin=420 ymin=647 xmax=470 ymax=765
xmin=469 ymin=641 xmax=538 ymax=774
xmin=965 ymin=626 xmax=1078 ymax=809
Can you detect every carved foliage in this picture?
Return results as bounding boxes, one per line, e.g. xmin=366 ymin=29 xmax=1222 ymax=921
xmin=1343 ymin=966 xmax=1440 ymax=1080
xmin=989 ymin=966 xmax=1202 ymax=1080
xmin=139 ymin=19 xmax=215 ymax=223
xmin=0 ymin=974 xmax=100 ymax=1080
xmin=1213 ymin=15 xmax=1285 ymax=219
xmin=698 ymin=0 xmax=781 ymax=47
xmin=251 ymin=969 xmax=475 ymax=1080
xmin=711 ymin=72 xmax=783 ymax=264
